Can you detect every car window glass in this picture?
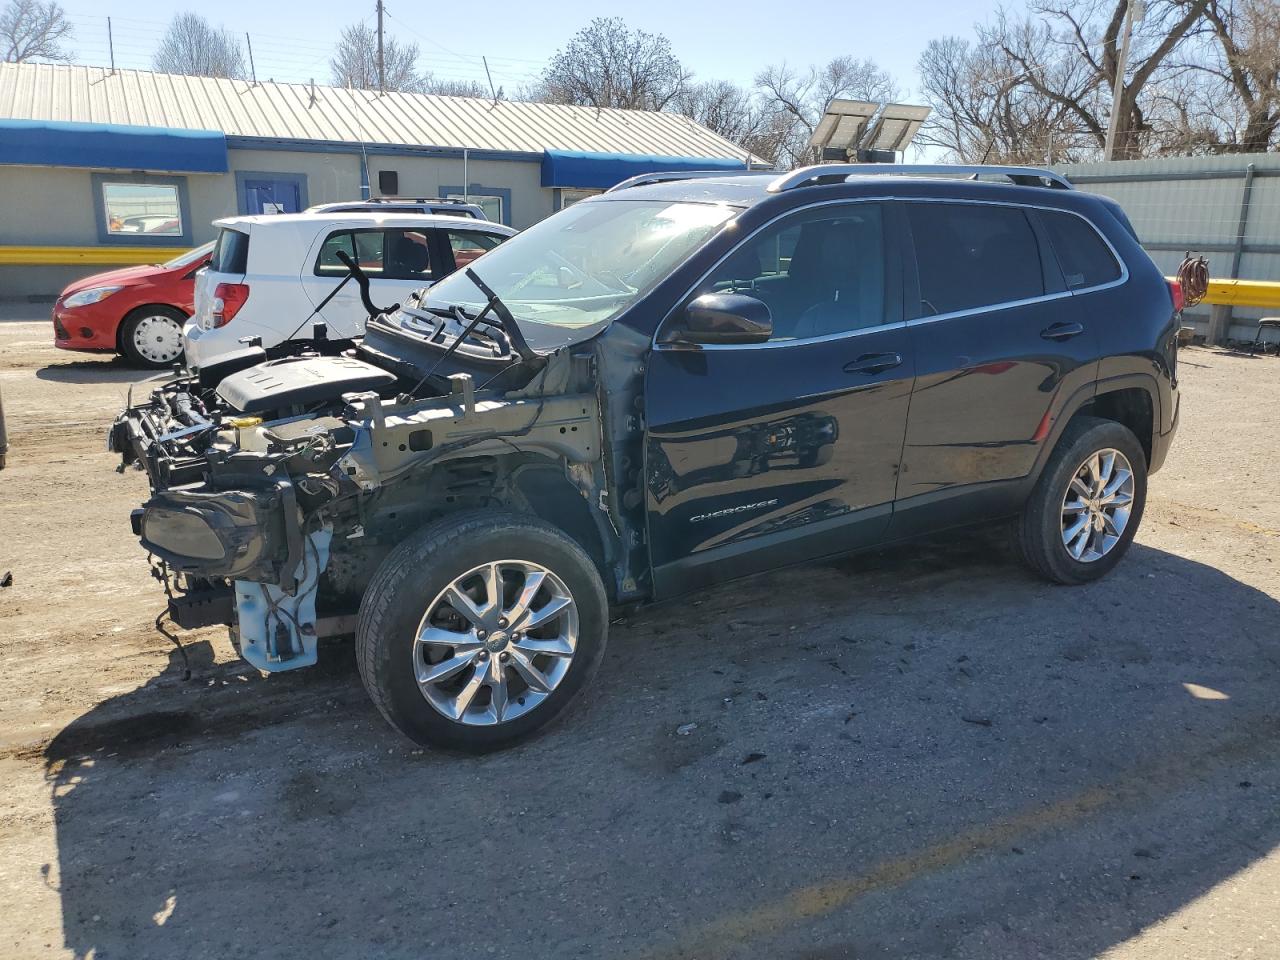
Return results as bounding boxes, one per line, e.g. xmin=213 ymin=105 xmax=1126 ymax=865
xmin=695 ymin=204 xmax=886 ymax=341
xmin=382 ymin=229 xmax=433 ymax=280
xmin=445 ymin=231 xmax=504 ymax=269
xmin=906 ymin=203 xmax=1044 ymax=315
xmin=1039 ymin=210 xmax=1122 ymax=289
xmin=314 ymin=229 xmax=435 ymax=281
xmin=211 ymin=228 xmax=249 ymax=274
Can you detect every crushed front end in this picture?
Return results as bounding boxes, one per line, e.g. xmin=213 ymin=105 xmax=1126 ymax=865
xmin=109 ymin=308 xmax=638 ymax=676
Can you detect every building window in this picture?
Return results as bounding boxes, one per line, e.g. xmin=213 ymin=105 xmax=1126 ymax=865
xmin=91 ymin=174 xmax=192 ymax=246
xmin=558 ymin=188 xmax=601 ymax=210
xmin=440 ymin=184 xmax=512 ymax=225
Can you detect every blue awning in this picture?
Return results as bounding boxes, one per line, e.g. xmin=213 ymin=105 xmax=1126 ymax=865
xmin=0 ymin=120 xmax=228 ymax=174
xmin=541 ymin=150 xmax=746 ymax=190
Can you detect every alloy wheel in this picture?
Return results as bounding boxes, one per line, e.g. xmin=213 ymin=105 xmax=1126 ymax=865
xmin=412 ymin=560 xmax=579 ymax=725
xmin=1060 ymin=448 xmax=1135 ymax=562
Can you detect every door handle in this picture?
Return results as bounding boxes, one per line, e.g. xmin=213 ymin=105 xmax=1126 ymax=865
xmin=1041 ymin=321 xmax=1085 ymax=341
xmin=844 ymin=352 xmax=902 ymax=375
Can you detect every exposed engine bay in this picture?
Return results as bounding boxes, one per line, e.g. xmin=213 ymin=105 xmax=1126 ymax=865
xmin=110 ymin=277 xmax=650 ymax=674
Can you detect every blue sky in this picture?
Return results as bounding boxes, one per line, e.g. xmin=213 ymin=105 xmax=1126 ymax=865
xmin=55 ymin=0 xmax=996 ymax=100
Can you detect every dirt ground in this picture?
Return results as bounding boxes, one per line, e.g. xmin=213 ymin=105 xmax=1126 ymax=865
xmin=1 ymin=307 xmax=1278 ymax=960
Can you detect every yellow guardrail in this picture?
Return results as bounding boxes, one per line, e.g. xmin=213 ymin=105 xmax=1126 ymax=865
xmin=1168 ymin=276 xmax=1280 ymax=310
xmin=1198 ymin=278 xmax=1280 ymax=310
xmin=0 ymin=245 xmax=189 ymax=266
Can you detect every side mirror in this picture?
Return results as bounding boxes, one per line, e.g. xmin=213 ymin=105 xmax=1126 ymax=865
xmin=675 ymin=293 xmax=773 ymax=345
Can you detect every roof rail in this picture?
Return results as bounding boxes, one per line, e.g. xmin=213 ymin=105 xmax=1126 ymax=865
xmin=605 ymin=169 xmax=772 ymax=193
xmin=766 ymin=163 xmax=1073 ymax=193
xmin=366 ymin=196 xmax=475 ymax=204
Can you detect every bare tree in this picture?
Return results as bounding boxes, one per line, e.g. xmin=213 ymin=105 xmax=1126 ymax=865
xmin=989 ymin=0 xmax=1211 ymax=160
xmin=535 ymin=17 xmax=689 ymax=110
xmin=1194 ymin=0 xmax=1280 ymax=150
xmin=918 ymin=34 xmax=1096 ymax=162
xmin=1 ymin=0 xmax=72 ymax=62
xmin=422 ymin=74 xmax=493 ymax=98
xmin=756 ymin=56 xmax=899 ymax=167
xmin=153 ymin=13 xmax=245 ymax=79
xmin=330 ymin=22 xmax=423 ymax=93
xmin=670 ymin=79 xmax=782 ymax=163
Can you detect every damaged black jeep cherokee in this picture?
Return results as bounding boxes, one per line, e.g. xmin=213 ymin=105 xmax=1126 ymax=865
xmin=111 ymin=164 xmax=1180 ymax=751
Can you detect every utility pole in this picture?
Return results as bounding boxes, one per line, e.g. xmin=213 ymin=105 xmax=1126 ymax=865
xmin=246 ymin=33 xmax=258 ymax=85
xmin=1104 ymin=0 xmax=1144 ymax=161
xmin=107 ymin=17 xmax=115 ymax=74
xmin=376 ymin=0 xmax=385 ymax=94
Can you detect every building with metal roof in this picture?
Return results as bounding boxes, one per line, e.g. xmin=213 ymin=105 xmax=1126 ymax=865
xmin=0 ymin=62 xmax=759 ymax=298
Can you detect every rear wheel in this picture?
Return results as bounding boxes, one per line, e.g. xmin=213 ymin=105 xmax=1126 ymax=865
xmin=356 ymin=511 xmax=609 ymax=752
xmin=120 ymin=306 xmax=185 ymax=368
xmin=1018 ymin=416 xmax=1147 ymax=584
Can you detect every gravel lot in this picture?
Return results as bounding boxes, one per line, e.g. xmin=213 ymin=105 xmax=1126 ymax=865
xmin=1 ymin=307 xmax=1278 ymax=960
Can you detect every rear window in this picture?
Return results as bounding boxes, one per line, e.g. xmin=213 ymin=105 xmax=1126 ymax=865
xmin=211 ymin=228 xmax=249 ymax=274
xmin=1039 ymin=210 xmax=1123 ymax=289
xmin=906 ymin=203 xmax=1044 ymax=316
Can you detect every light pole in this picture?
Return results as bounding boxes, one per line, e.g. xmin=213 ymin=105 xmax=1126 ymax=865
xmin=1104 ymin=0 xmax=1145 ymax=160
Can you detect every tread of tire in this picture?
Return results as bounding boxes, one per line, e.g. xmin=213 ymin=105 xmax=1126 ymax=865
xmin=355 ymin=510 xmax=603 ymax=742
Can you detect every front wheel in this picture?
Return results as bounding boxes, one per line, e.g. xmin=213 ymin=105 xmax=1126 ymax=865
xmin=1018 ymin=416 xmax=1148 ymax=585
xmin=356 ymin=511 xmax=609 ymax=751
xmin=120 ymin=306 xmax=186 ymax=369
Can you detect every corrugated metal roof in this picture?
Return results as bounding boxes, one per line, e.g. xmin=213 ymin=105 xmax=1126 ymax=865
xmin=0 ymin=62 xmax=756 ymax=161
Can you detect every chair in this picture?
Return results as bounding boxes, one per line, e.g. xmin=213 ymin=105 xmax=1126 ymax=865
xmin=1248 ymin=317 xmax=1280 ymax=356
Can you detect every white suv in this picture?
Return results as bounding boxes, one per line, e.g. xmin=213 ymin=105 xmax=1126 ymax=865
xmin=185 ymin=212 xmax=515 ymax=367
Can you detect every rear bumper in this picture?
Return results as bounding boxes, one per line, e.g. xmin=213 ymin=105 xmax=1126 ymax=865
xmin=1149 ymin=387 xmax=1179 ymax=475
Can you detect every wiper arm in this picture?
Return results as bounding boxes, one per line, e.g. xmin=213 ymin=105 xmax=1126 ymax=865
xmin=459 ymin=268 xmax=539 ymax=363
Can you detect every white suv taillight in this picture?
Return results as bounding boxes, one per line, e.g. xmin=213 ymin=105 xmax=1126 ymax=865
xmin=211 ymin=282 xmax=250 ymax=328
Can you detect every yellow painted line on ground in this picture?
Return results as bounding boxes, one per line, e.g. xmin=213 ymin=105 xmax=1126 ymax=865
xmin=0 ymin=245 xmax=188 ymax=266
xmin=641 ymin=716 xmax=1280 ymax=960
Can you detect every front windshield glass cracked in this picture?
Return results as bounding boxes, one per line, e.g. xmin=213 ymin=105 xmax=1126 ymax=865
xmin=420 ymin=199 xmax=739 ymax=352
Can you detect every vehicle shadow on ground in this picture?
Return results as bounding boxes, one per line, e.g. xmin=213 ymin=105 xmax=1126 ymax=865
xmin=34 ymin=359 xmax=157 ymax=385
xmin=38 ymin=536 xmax=1280 ymax=959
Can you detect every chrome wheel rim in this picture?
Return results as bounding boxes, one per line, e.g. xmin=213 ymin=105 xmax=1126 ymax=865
xmin=413 ymin=560 xmax=578 ymax=726
xmin=132 ymin=314 xmax=183 ymax=364
xmin=1061 ymin=448 xmax=1135 ymax=563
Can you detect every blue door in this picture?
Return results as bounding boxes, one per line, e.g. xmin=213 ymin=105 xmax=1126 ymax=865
xmin=236 ymin=173 xmax=308 ymax=215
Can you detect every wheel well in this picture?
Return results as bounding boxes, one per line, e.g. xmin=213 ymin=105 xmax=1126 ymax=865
xmin=1073 ymin=388 xmax=1153 ymax=464
xmin=115 ymin=304 xmax=188 ymax=352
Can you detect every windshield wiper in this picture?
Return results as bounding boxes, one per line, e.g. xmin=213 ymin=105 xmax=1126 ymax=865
xmin=457 ymin=268 xmax=539 ymax=362
xmin=398 ymin=268 xmax=540 ymax=401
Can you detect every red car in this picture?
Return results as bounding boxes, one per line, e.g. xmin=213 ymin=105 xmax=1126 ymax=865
xmin=52 ymin=242 xmax=212 ymax=368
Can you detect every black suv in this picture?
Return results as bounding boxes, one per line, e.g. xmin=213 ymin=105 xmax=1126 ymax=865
xmin=112 ymin=164 xmax=1180 ymax=751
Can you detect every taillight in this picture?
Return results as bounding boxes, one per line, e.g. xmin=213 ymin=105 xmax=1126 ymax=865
xmin=211 ymin=283 xmax=249 ymax=328
xmin=1167 ymin=278 xmax=1185 ymax=314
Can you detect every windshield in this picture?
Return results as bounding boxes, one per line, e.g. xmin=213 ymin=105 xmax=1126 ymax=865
xmin=420 ymin=199 xmax=739 ymax=351
xmin=162 ymin=242 xmax=215 ymax=270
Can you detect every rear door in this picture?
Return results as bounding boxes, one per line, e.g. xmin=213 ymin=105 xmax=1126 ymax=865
xmin=644 ymin=201 xmax=915 ymax=596
xmin=892 ymin=200 xmax=1101 ymax=532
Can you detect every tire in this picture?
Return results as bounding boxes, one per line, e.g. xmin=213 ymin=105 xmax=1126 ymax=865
xmin=356 ymin=511 xmax=609 ymax=752
xmin=119 ymin=306 xmax=186 ymax=369
xmin=1017 ymin=416 xmax=1148 ymax=585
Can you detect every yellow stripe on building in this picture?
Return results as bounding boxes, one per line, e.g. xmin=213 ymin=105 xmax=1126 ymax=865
xmin=0 ymin=245 xmax=189 ymax=266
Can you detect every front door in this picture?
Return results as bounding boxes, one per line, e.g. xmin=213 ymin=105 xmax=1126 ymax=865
xmin=237 ymin=174 xmax=307 ymax=215
xmin=301 ymin=226 xmax=447 ymax=339
xmin=644 ymin=202 xmax=915 ymax=598
xmin=891 ymin=200 xmax=1101 ymax=532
